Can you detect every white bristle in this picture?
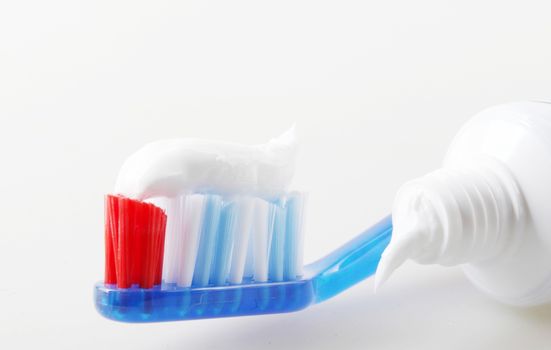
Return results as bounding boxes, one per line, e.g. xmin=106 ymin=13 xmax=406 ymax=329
xmin=160 ymin=195 xmax=186 ymax=284
xmin=269 ymin=202 xmax=287 ymax=282
xmin=243 ymin=229 xmax=255 ymax=279
xmin=147 ymin=196 xmax=186 ymax=283
xmin=252 ymin=199 xmax=275 ymax=282
xmin=177 ymin=194 xmax=205 ymax=287
xmin=228 ymin=197 xmax=255 ymax=284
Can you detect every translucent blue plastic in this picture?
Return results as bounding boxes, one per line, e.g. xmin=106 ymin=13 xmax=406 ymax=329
xmin=95 ymin=216 xmax=392 ymax=322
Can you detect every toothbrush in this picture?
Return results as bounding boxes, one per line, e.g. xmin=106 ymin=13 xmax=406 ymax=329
xmin=95 ymin=208 xmax=391 ymax=322
xmin=95 ymin=129 xmax=393 ymax=322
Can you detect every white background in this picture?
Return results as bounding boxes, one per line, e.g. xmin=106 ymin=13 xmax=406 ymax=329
xmin=2 ymin=1 xmax=551 ymax=349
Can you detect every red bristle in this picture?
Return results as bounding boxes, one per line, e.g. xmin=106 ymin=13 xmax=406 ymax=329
xmin=104 ymin=194 xmax=167 ymax=289
xmin=108 ymin=196 xmax=121 ymax=284
xmin=130 ymin=199 xmax=144 ymax=286
xmin=138 ymin=202 xmax=168 ymax=289
xmin=115 ymin=197 xmax=125 ymax=288
xmin=149 ymin=203 xmax=160 ymax=288
xmin=140 ymin=203 xmax=155 ymax=289
xmin=104 ymin=196 xmax=117 ymax=284
xmin=117 ymin=197 xmax=132 ymax=288
xmin=107 ymin=195 xmax=120 ymax=276
xmin=149 ymin=204 xmax=160 ymax=288
xmin=127 ymin=198 xmax=137 ymax=287
xmin=138 ymin=213 xmax=147 ymax=288
xmin=149 ymin=204 xmax=161 ymax=287
xmin=155 ymin=211 xmax=167 ymax=285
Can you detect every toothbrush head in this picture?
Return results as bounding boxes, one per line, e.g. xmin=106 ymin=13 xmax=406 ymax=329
xmin=98 ymin=192 xmax=307 ymax=322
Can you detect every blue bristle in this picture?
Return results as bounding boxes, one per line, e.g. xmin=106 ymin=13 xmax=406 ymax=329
xmin=210 ymin=200 xmax=238 ymax=285
xmin=284 ymin=194 xmax=301 ymax=280
xmin=268 ymin=201 xmax=287 ymax=282
xmin=192 ymin=195 xmax=222 ymax=287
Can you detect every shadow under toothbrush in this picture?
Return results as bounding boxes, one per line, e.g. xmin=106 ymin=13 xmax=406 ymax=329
xmin=95 ymin=216 xmax=393 ymax=323
xmin=192 ymin=268 xmax=551 ymax=350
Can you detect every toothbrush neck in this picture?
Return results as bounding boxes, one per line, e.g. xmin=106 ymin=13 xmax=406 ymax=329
xmin=395 ymin=157 xmax=527 ymax=266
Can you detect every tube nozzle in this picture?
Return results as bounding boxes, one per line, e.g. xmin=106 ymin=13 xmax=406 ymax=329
xmin=374 ymin=231 xmax=423 ymax=292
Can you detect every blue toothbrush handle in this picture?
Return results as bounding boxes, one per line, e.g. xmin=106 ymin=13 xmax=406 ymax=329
xmin=306 ymin=215 xmax=393 ymax=303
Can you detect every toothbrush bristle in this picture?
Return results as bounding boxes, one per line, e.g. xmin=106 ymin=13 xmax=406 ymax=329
xmin=155 ymin=193 xmax=306 ymax=287
xmin=104 ymin=197 xmax=118 ymax=285
xmin=104 ymin=193 xmax=305 ymax=289
xmin=104 ymin=195 xmax=167 ymax=289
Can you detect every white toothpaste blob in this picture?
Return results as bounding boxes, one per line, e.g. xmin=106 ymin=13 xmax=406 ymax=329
xmin=115 ymin=126 xmax=298 ymax=200
xmin=375 ymin=101 xmax=551 ymax=306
